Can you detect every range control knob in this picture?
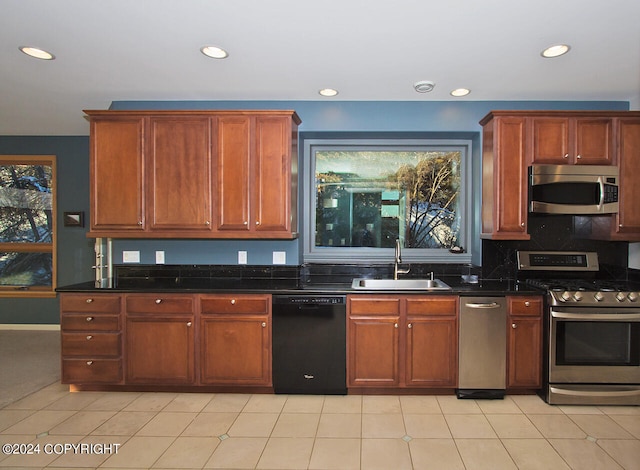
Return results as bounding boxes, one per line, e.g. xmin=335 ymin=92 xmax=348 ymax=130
xmin=561 ymin=291 xmax=572 ymax=302
xmin=628 ymin=292 xmax=639 ymax=302
xmin=594 ymin=292 xmax=605 ymax=302
xmin=616 ymin=292 xmax=627 ymax=302
xmin=573 ymin=292 xmax=583 ymax=302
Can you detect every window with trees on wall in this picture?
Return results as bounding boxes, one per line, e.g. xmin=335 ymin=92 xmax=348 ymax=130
xmin=0 ymin=155 xmax=57 ymax=297
xmin=303 ymin=140 xmax=471 ymax=263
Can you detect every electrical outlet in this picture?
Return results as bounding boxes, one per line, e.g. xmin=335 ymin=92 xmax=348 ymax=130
xmin=272 ymin=251 xmax=286 ymax=265
xmin=155 ymin=251 xmax=165 ymax=264
xmin=122 ymin=251 xmax=140 ymax=263
xmin=238 ymin=251 xmax=247 ymax=264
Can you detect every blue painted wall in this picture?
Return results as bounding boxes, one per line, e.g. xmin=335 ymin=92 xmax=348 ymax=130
xmin=0 ymin=100 xmax=630 ymax=323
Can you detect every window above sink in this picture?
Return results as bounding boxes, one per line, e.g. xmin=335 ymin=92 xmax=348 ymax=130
xmin=302 ymin=138 xmax=473 ymax=264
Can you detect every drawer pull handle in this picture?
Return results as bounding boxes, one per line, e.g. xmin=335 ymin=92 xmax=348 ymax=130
xmin=86 ymin=361 xmax=93 ymax=365
xmin=86 ymin=335 xmax=93 ymax=340
xmin=262 ymin=322 xmax=267 ymax=328
xmin=86 ymin=298 xmax=93 ymax=303
xmin=231 ymin=299 xmax=236 ymax=305
xmin=86 ymin=316 xmax=94 ymax=322
xmin=524 ymin=301 xmax=531 ymax=307
xmin=155 ymin=299 xmax=162 ymax=304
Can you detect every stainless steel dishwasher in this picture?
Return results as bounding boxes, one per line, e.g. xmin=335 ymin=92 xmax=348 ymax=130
xmin=457 ymin=296 xmax=507 ymax=399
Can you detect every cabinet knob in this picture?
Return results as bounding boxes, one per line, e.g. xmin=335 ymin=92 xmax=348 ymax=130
xmin=576 ymin=154 xmax=582 ymax=159
xmin=155 ymin=299 xmax=162 ymax=304
xmin=205 ymin=221 xmax=210 ymax=226
xmin=231 ymin=299 xmax=236 ymax=305
xmin=85 ymin=298 xmax=93 ymax=303
xmin=564 ymin=153 xmax=569 ymax=159
xmin=256 ymin=221 xmax=260 ymax=225
xmin=524 ymin=301 xmax=530 ymax=307
xmin=243 ymin=221 xmax=248 ymax=225
xmin=408 ymin=323 xmax=412 ymax=329
xmin=186 ymin=322 xmax=192 ymax=327
xmin=86 ymin=335 xmax=93 ymax=340
xmin=86 ymin=316 xmax=94 ymax=322
xmin=512 ymin=323 xmax=517 ymax=329
xmin=521 ymin=222 xmax=525 ymax=227
xmin=394 ymin=323 xmax=398 ymax=328
xmin=86 ymin=361 xmax=93 ymax=366
xmin=262 ymin=322 xmax=267 ymax=328
xmin=138 ymin=221 xmax=143 ymax=226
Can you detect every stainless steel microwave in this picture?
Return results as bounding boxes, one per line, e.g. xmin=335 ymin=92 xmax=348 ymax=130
xmin=529 ymin=164 xmax=619 ymax=215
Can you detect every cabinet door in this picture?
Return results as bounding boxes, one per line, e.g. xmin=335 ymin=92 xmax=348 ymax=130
xmin=253 ymin=116 xmax=292 ymax=233
xmin=148 ymin=117 xmax=213 ymax=231
xmin=347 ymin=297 xmax=400 ymax=387
xmin=216 ymin=115 xmax=251 ymax=231
xmin=126 ymin=316 xmax=195 ymax=384
xmin=507 ymin=317 xmax=542 ymax=388
xmin=531 ymin=117 xmax=570 ymax=164
xmin=482 ymin=117 xmax=529 ymax=239
xmin=200 ymin=315 xmax=271 ymax=385
xmin=90 ymin=117 xmax=145 ymax=231
xmin=615 ymin=118 xmax=640 ymax=237
xmin=574 ymin=118 xmax=613 ymax=164
xmin=405 ymin=296 xmax=458 ymax=387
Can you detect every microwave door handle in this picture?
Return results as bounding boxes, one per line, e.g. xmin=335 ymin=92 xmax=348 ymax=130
xmin=597 ymin=176 xmax=605 ymax=210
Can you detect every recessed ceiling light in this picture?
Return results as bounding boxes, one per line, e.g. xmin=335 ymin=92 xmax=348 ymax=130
xmin=450 ymin=88 xmax=471 ymax=97
xmin=413 ymin=80 xmax=435 ymax=93
xmin=319 ymin=88 xmax=339 ymax=97
xmin=541 ymin=44 xmax=571 ymax=58
xmin=19 ymin=46 xmax=55 ymax=60
xmin=200 ymin=46 xmax=229 ymax=59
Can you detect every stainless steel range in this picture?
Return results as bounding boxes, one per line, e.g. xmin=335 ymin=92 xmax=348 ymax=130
xmin=518 ymin=251 xmax=640 ymax=405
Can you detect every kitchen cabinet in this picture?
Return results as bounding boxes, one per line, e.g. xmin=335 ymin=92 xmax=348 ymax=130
xmin=530 ymin=116 xmax=613 ymax=165
xmin=507 ymin=296 xmax=542 ymax=389
xmin=347 ymin=295 xmax=458 ymax=389
xmin=85 ymin=109 xmax=300 ymax=239
xmin=480 ymin=114 xmax=529 ymax=239
xmin=125 ymin=294 xmax=195 ymax=384
xmin=590 ymin=117 xmax=640 ymax=241
xmin=200 ymin=294 xmax=271 ymax=386
xmin=60 ymin=294 xmax=123 ymax=384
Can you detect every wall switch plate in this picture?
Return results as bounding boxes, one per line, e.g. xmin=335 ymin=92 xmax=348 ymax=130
xmin=238 ymin=251 xmax=247 ymax=264
xmin=272 ymin=251 xmax=286 ymax=265
xmin=122 ymin=251 xmax=140 ymax=263
xmin=155 ymin=251 xmax=165 ymax=264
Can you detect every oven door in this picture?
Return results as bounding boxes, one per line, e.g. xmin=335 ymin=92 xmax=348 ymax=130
xmin=549 ymin=307 xmax=640 ymax=384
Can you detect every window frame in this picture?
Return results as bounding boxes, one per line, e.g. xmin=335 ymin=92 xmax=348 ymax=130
xmin=0 ymin=155 xmax=57 ymax=297
xmin=303 ymin=139 xmax=473 ymax=264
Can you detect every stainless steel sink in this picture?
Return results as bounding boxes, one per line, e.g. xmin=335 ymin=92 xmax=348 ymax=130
xmin=351 ymin=278 xmax=452 ymax=290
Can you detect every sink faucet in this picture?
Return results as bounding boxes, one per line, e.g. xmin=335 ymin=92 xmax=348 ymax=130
xmin=394 ymin=239 xmax=411 ymax=280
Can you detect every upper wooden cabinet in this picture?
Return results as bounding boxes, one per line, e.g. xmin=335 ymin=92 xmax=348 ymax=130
xmin=85 ymin=110 xmax=300 ymax=239
xmin=530 ymin=116 xmax=613 ymax=165
xmin=481 ymin=110 xmax=640 ymax=241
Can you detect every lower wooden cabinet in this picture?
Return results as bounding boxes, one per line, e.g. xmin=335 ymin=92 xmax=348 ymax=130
xmin=60 ymin=293 xmax=123 ymax=385
xmin=507 ymin=296 xmax=543 ymax=389
xmin=200 ymin=295 xmax=271 ymax=386
xmin=347 ymin=295 xmax=458 ymax=389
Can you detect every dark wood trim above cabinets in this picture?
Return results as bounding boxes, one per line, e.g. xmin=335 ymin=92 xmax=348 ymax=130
xmin=85 ymin=110 xmax=301 ymax=239
xmin=480 ymin=110 xmax=640 ymax=241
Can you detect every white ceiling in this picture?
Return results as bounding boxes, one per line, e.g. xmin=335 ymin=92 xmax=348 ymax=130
xmin=2 ymin=0 xmax=639 ymax=136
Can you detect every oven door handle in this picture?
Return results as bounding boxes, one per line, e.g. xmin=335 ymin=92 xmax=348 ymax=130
xmin=551 ymin=309 xmax=640 ymax=321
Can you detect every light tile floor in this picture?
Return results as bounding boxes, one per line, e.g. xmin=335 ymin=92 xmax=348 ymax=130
xmin=1 ymin=385 xmax=639 ymax=469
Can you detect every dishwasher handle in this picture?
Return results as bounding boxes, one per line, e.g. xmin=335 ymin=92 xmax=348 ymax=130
xmin=464 ymin=302 xmax=501 ymax=309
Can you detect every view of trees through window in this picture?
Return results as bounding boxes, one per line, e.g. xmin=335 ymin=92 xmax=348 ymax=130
xmin=0 ymin=156 xmax=56 ymax=294
xmin=315 ymin=150 xmax=461 ymax=250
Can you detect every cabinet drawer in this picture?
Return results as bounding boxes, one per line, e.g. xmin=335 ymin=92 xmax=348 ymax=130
xmin=126 ymin=295 xmax=194 ymax=314
xmin=348 ymin=296 xmax=401 ymax=315
xmin=406 ymin=296 xmax=458 ymax=316
xmin=61 ymin=332 xmax=121 ymax=356
xmin=62 ymin=358 xmax=122 ymax=384
xmin=60 ymin=295 xmax=121 ymax=313
xmin=201 ymin=295 xmax=270 ymax=314
xmin=508 ymin=297 xmax=543 ymax=316
xmin=61 ymin=314 xmax=120 ymax=331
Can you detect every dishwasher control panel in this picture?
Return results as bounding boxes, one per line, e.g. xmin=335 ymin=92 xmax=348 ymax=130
xmin=273 ymin=295 xmax=346 ymax=305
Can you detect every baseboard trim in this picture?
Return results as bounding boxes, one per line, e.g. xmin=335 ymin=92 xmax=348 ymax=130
xmin=0 ymin=324 xmax=60 ymax=331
